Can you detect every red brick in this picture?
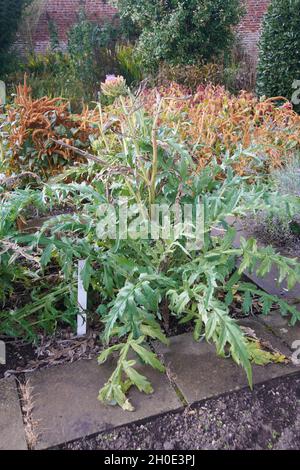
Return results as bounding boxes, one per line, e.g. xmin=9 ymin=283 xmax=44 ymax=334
xmin=16 ymin=0 xmax=270 ymax=61
xmin=17 ymin=0 xmax=117 ymax=53
xmin=237 ymin=0 xmax=270 ymax=61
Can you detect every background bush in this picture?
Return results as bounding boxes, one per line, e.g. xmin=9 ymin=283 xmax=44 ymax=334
xmin=4 ymin=5 xmax=144 ymax=107
xmin=155 ymin=54 xmax=256 ymax=93
xmin=0 ymin=0 xmax=32 ymax=74
xmin=257 ymin=0 xmax=300 ymax=108
xmin=115 ymin=0 xmax=244 ymax=71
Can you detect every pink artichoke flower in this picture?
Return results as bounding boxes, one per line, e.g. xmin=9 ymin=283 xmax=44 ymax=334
xmin=101 ymin=75 xmax=128 ymax=98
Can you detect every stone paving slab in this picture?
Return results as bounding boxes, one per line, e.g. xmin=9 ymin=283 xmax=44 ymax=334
xmin=239 ymin=318 xmax=293 ymax=355
xmin=258 ymin=310 xmax=300 ymax=350
xmin=154 ymin=319 xmax=300 ymax=406
xmin=0 ymin=377 xmax=27 ymax=450
xmin=235 ymin=228 xmax=295 ymax=298
xmin=213 ymin=218 xmax=300 ymax=302
xmin=231 ymin=222 xmax=300 ymax=347
xmin=27 ymin=356 xmax=182 ymax=450
xmin=233 ymin=226 xmax=300 ymax=301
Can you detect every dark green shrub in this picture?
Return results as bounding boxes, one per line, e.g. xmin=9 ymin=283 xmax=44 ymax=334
xmin=115 ymin=0 xmax=244 ymax=71
xmin=67 ymin=9 xmax=118 ymax=99
xmin=66 ymin=7 xmax=141 ymax=99
xmin=257 ymin=0 xmax=300 ymax=107
xmin=0 ymin=0 xmax=32 ymax=52
xmin=0 ymin=0 xmax=32 ymax=74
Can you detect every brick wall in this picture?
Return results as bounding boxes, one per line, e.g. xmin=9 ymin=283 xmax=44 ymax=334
xmin=18 ymin=0 xmax=270 ymax=60
xmin=18 ymin=0 xmax=117 ymax=53
xmin=237 ymin=0 xmax=270 ymax=61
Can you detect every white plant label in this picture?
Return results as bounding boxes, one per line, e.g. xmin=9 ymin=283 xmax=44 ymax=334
xmin=0 ymin=81 xmax=6 ymax=106
xmin=0 ymin=340 xmax=5 ymax=365
xmin=77 ymin=260 xmax=87 ymax=336
xmin=292 ymin=79 xmax=300 ymax=105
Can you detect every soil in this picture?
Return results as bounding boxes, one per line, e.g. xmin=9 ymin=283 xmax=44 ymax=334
xmin=0 ymin=298 xmax=261 ymax=381
xmin=61 ymin=372 xmax=300 ymax=451
xmin=0 ymin=340 xmax=35 ymax=379
xmin=241 ymin=216 xmax=300 ymax=258
xmin=0 ymin=327 xmax=103 ymax=379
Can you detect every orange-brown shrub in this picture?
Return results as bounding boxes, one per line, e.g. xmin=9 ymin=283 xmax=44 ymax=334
xmin=142 ymin=84 xmax=300 ymax=174
xmin=4 ymin=81 xmax=300 ymax=179
xmin=5 ymin=80 xmax=97 ymax=176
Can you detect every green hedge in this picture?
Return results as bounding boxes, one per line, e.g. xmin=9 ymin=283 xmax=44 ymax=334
xmin=257 ymin=0 xmax=300 ymax=107
xmin=0 ymin=0 xmax=32 ymax=74
xmin=116 ymin=0 xmax=244 ymax=71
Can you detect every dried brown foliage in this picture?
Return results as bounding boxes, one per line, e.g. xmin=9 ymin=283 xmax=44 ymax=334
xmin=6 ymin=78 xmax=96 ymax=176
xmin=142 ymin=84 xmax=300 ymax=175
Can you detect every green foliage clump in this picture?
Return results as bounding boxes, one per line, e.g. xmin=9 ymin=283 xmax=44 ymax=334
xmin=1 ymin=88 xmax=300 ymax=409
xmin=21 ymin=52 xmax=84 ymax=104
xmin=115 ymin=0 xmax=244 ymax=71
xmin=0 ymin=0 xmax=31 ymax=53
xmin=257 ymin=0 xmax=300 ymax=106
xmin=116 ymin=44 xmax=144 ymax=85
xmin=0 ymin=0 xmax=32 ymax=74
xmin=67 ymin=9 xmax=118 ymax=96
xmin=65 ymin=7 xmax=143 ymax=98
xmin=251 ymin=156 xmax=300 ymax=247
xmin=6 ymin=7 xmax=143 ymax=106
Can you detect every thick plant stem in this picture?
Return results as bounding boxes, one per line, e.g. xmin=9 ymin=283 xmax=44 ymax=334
xmin=98 ymin=103 xmax=110 ymax=153
xmin=149 ymin=94 xmax=163 ymax=206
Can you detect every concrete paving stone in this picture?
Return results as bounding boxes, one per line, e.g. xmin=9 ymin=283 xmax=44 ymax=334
xmin=27 ymin=356 xmax=182 ymax=450
xmin=258 ymin=309 xmax=300 ymax=351
xmin=154 ymin=320 xmax=300 ymax=406
xmin=238 ymin=260 xmax=300 ymax=301
xmin=234 ymin=225 xmax=300 ymax=301
xmin=239 ymin=318 xmax=293 ymax=356
xmin=0 ymin=377 xmax=27 ymax=450
xmin=213 ymin=218 xmax=300 ymax=302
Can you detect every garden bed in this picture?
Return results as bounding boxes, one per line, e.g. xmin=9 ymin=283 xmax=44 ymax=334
xmin=0 ymin=340 xmax=35 ymax=379
xmin=0 ymin=328 xmax=103 ymax=379
xmin=0 ymin=288 xmax=270 ymax=382
xmin=2 ymin=81 xmax=300 ymax=413
xmin=241 ymin=215 xmax=300 ymax=259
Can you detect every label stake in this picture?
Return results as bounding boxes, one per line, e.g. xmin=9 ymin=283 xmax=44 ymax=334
xmin=0 ymin=81 xmax=6 ymax=106
xmin=77 ymin=260 xmax=87 ymax=336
